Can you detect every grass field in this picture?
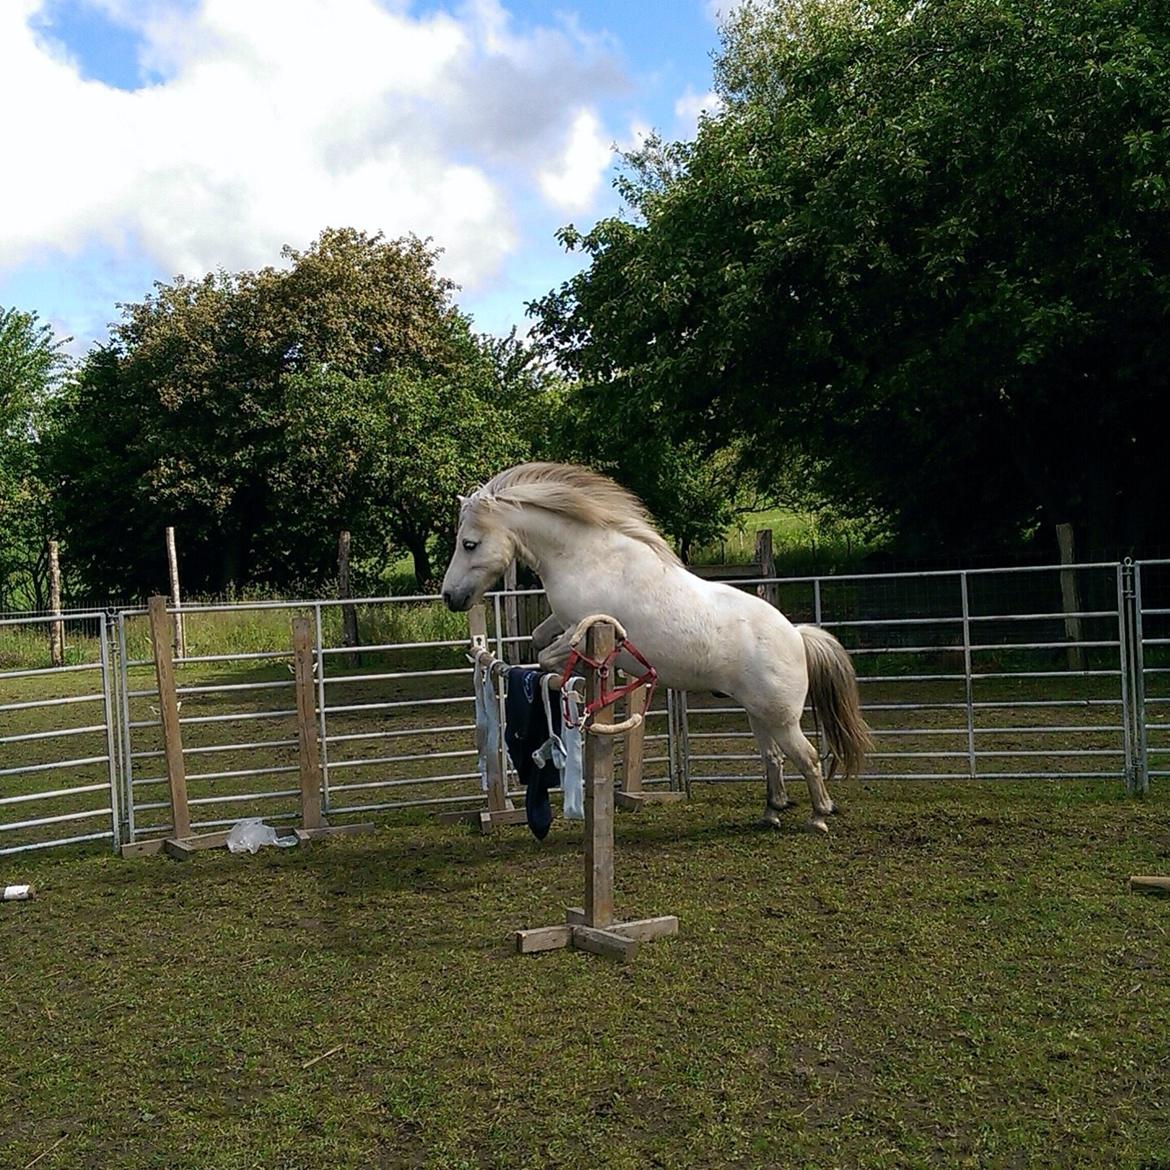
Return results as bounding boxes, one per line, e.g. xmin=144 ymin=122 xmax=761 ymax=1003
xmin=3 ymin=780 xmax=1169 ymax=1170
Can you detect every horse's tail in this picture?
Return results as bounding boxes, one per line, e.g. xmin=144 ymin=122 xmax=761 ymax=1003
xmin=797 ymin=624 xmax=873 ymax=781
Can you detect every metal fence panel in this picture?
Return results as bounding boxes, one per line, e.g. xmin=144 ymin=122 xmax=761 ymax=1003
xmin=675 ymin=562 xmax=1134 ymax=790
xmin=1136 ymin=559 xmax=1170 ymax=789
xmin=0 ymin=611 xmax=121 ymax=856
xmin=2 ymin=559 xmax=1165 ymax=857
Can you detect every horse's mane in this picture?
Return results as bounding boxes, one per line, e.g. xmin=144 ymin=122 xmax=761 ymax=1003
xmin=466 ymin=462 xmax=681 ymax=566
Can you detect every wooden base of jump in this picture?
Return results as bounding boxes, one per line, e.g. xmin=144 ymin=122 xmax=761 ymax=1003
xmin=1130 ymin=875 xmax=1170 ymax=895
xmin=516 ymin=907 xmax=678 ymax=962
xmin=514 ymin=616 xmax=677 ymax=963
xmin=438 ymin=804 xmax=530 ymax=833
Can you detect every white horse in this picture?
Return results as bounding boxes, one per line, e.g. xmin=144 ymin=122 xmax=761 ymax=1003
xmin=440 ymin=462 xmax=871 ymax=831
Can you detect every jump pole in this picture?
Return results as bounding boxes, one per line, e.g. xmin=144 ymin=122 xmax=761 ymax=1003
xmin=439 ymin=604 xmax=529 ymax=833
xmin=514 ymin=616 xmax=678 ymax=962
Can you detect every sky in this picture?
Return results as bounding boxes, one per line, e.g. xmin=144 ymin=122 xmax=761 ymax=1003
xmin=0 ymin=0 xmax=731 ymax=355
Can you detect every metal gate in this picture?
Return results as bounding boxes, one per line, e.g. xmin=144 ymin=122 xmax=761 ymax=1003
xmin=675 ymin=561 xmax=1148 ymax=793
xmin=0 ymin=611 xmax=121 ymax=856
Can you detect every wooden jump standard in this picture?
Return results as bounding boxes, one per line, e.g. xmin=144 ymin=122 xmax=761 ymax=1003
xmin=444 ymin=605 xmax=684 ymax=832
xmin=123 ymin=599 xmax=372 ymax=858
xmin=514 ymin=616 xmax=678 ymax=963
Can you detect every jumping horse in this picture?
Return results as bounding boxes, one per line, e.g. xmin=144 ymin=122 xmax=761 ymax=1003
xmin=440 ymin=462 xmax=871 ymax=831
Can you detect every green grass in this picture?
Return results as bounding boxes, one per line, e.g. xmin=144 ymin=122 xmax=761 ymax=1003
xmin=691 ymin=505 xmax=885 ymax=574
xmin=3 ymin=781 xmax=1170 ymax=1169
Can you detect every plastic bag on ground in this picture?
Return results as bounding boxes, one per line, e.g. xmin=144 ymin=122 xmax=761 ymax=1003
xmin=226 ymin=818 xmax=299 ymax=854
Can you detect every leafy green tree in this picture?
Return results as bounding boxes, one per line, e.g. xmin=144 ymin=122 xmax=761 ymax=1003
xmin=278 ymin=363 xmax=527 ymax=588
xmin=0 ymin=308 xmax=70 ymax=608
xmin=46 ymin=228 xmax=524 ymax=596
xmin=534 ymin=0 xmax=1170 ymax=560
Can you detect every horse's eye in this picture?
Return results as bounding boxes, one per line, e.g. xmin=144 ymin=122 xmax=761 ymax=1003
xmin=462 ymin=539 xmax=479 ymax=553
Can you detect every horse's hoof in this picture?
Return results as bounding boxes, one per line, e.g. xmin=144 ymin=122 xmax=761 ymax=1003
xmin=756 ymin=815 xmax=784 ymax=831
xmin=804 ymin=817 xmax=830 ymax=835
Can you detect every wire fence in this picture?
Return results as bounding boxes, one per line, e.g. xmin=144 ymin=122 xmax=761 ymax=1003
xmin=1 ymin=560 xmax=1165 ymax=857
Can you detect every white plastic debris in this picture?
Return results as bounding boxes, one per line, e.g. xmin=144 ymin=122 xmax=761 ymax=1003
xmin=225 ymin=818 xmax=298 ymax=854
xmin=3 ymin=884 xmax=35 ymax=901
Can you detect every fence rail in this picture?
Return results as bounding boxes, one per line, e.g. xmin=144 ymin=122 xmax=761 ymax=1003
xmin=1 ymin=560 xmax=1166 ymax=857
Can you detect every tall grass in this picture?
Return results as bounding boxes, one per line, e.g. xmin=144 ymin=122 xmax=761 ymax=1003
xmin=0 ymin=598 xmax=469 ymax=672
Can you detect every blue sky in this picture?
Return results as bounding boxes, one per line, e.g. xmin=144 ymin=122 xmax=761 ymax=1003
xmin=0 ymin=0 xmax=729 ymax=354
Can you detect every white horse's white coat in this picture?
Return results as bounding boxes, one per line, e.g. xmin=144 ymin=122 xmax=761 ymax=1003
xmin=441 ymin=463 xmax=870 ymax=829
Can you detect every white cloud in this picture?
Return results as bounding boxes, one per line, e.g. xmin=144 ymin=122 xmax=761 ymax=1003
xmin=537 ymin=107 xmax=614 ymax=213
xmin=674 ymin=86 xmax=723 ymax=138
xmin=0 ymin=0 xmax=629 ymax=292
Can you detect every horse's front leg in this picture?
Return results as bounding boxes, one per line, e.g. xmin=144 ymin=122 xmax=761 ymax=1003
xmin=749 ymin=715 xmax=793 ymax=828
xmin=536 ymin=628 xmax=574 ymax=675
xmin=530 ymin=614 xmax=565 ymax=654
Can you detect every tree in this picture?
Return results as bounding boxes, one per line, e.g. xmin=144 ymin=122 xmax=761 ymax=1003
xmin=46 ymin=228 xmax=520 ymax=596
xmin=0 ymin=308 xmax=70 ymax=609
xmin=534 ymin=0 xmax=1170 ymax=560
xmin=278 ymin=364 xmax=528 ymax=588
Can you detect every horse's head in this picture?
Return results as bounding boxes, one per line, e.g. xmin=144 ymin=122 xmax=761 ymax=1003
xmin=440 ymin=491 xmax=517 ymax=612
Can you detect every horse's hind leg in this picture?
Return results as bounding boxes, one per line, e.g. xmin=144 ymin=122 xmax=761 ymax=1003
xmin=773 ymin=720 xmax=835 ymax=833
xmin=748 ymin=716 xmax=793 ymax=828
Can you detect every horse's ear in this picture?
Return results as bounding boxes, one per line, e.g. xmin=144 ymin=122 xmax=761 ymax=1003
xmin=457 ymin=494 xmax=469 ymax=506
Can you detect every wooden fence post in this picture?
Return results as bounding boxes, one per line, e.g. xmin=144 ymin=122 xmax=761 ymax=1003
xmin=166 ymin=526 xmax=186 ymax=660
xmin=755 ymin=529 xmax=778 ymax=607
xmin=338 ymin=530 xmax=359 ymax=667
xmin=148 ymin=595 xmax=190 ymax=840
xmin=48 ymin=539 xmax=64 ymax=667
xmin=1056 ymin=523 xmax=1085 ymax=671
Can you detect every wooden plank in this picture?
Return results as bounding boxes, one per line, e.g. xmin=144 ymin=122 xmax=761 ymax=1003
xmin=292 ymin=617 xmax=323 ymax=831
xmin=162 ymin=830 xmax=235 ymax=860
xmin=148 ymin=595 xmax=190 ymax=840
xmin=620 ymin=684 xmax=649 ymax=796
xmin=572 ymin=925 xmax=639 ymax=962
xmin=606 ymin=915 xmax=679 ymax=943
xmin=1130 ymin=876 xmax=1170 ymax=895
xmin=120 ymin=839 xmax=167 ymax=858
xmin=584 ymin=621 xmax=616 ymax=929
xmin=515 ymin=924 xmax=572 ymax=953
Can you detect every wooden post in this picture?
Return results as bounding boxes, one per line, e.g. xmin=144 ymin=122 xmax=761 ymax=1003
xmin=615 ymin=680 xmax=686 ymax=812
xmin=1056 ymin=523 xmax=1085 ymax=671
xmin=292 ymin=618 xmax=323 ymax=831
xmin=514 ymin=614 xmax=679 ymax=961
xmin=620 ymin=684 xmax=648 ymax=798
xmin=755 ymin=529 xmax=778 ymax=607
xmin=148 ymin=595 xmax=190 ymax=840
xmin=165 ymin=526 xmax=186 ymax=660
xmin=47 ymin=539 xmax=64 ymax=667
xmin=338 ymin=530 xmax=359 ymax=667
xmin=503 ymin=561 xmax=521 ymax=664
xmin=584 ymin=621 xmax=616 ymax=929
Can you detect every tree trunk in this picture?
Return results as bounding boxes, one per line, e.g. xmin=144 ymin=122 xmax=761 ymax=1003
xmin=406 ymin=536 xmax=432 ymax=590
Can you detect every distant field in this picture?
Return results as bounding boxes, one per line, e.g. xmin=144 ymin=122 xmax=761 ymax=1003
xmin=3 ymin=780 xmax=1169 ymax=1170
